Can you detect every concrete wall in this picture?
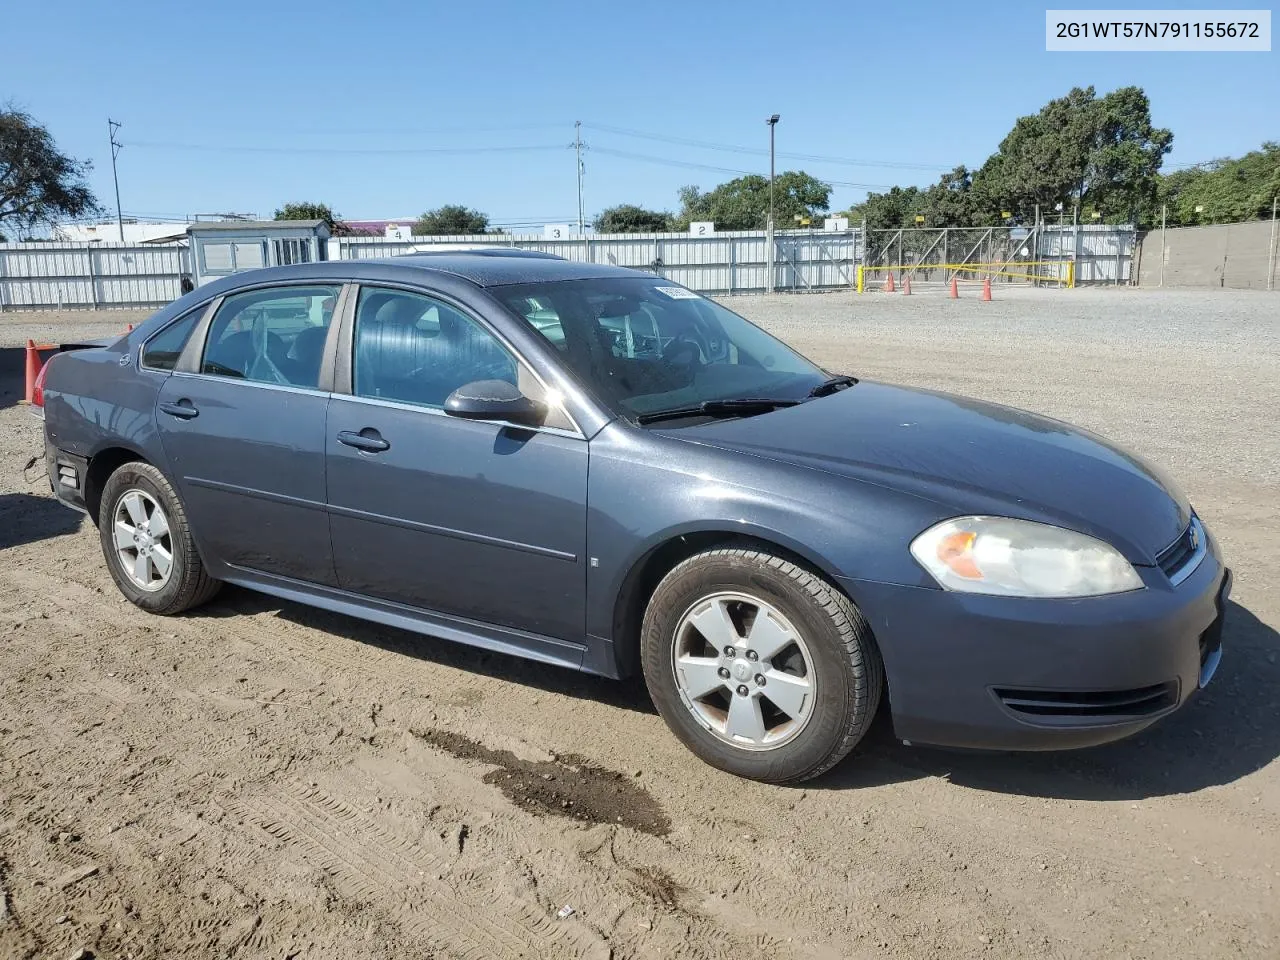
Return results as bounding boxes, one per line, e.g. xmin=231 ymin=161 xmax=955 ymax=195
xmin=1136 ymin=220 xmax=1278 ymax=291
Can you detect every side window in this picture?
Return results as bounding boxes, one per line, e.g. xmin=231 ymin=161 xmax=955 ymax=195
xmin=352 ymin=287 xmax=518 ymax=409
xmin=140 ymin=308 xmax=203 ymax=371
xmin=200 ymin=285 xmax=340 ymax=388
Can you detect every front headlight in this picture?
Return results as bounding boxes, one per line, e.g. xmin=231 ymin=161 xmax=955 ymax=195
xmin=910 ymin=516 xmax=1143 ymax=598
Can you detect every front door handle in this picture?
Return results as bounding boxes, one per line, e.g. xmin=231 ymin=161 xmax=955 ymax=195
xmin=337 ymin=429 xmax=390 ymax=453
xmin=159 ymin=399 xmax=199 ymax=420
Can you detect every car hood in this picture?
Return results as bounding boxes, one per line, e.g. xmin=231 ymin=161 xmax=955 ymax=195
xmin=664 ymin=382 xmax=1190 ymax=565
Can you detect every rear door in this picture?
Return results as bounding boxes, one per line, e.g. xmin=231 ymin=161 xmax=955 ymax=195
xmin=324 ymin=283 xmax=589 ymax=649
xmin=155 ymin=282 xmax=344 ymax=585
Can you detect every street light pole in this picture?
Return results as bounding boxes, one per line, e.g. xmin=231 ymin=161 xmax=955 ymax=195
xmin=766 ymin=114 xmax=779 ymax=294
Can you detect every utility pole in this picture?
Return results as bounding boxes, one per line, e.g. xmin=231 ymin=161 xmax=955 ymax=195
xmin=108 ymin=119 xmax=124 ymax=241
xmin=574 ymin=120 xmax=585 ymax=233
xmin=1268 ymin=195 xmax=1278 ymax=292
xmin=1072 ymin=202 xmax=1079 ymax=287
xmin=766 ymin=114 xmax=780 ymax=294
xmin=1159 ymin=203 xmax=1168 ymax=288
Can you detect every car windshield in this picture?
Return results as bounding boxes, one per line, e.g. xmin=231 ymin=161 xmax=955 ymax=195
xmin=495 ymin=277 xmax=829 ymax=420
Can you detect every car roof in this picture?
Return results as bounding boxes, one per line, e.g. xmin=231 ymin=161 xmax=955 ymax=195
xmin=204 ymin=253 xmax=648 ymax=292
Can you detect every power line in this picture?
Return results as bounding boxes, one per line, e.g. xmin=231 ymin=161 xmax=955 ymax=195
xmin=127 ymin=141 xmax=567 ymax=156
xmin=161 ymin=121 xmax=567 ymax=137
xmin=589 ymin=146 xmax=897 ymax=190
xmin=583 ymin=122 xmax=951 ymax=172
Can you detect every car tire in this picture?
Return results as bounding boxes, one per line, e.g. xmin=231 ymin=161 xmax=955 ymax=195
xmin=98 ymin=460 xmax=221 ymax=615
xmin=641 ymin=548 xmax=883 ymax=784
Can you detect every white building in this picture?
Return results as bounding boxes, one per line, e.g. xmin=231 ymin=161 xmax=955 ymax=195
xmin=53 ymin=220 xmax=189 ymax=244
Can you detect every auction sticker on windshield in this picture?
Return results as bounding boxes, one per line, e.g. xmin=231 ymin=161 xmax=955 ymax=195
xmin=655 ymin=286 xmax=702 ymax=299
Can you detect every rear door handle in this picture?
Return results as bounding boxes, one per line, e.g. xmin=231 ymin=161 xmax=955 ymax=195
xmin=337 ymin=429 xmax=390 ymax=453
xmin=159 ymin=400 xmax=199 ymax=420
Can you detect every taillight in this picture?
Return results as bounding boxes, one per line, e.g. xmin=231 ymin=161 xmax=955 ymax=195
xmin=31 ymin=358 xmax=51 ymax=408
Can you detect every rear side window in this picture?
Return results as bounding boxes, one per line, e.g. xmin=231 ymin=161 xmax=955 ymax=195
xmin=200 ymin=285 xmax=341 ymax=388
xmin=140 ymin=310 xmax=202 ymax=371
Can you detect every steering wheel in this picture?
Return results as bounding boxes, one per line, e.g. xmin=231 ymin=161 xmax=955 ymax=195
xmin=662 ymin=335 xmax=704 ymax=370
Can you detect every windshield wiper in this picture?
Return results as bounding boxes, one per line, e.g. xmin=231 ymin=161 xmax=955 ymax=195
xmin=636 ymin=398 xmax=801 ymax=425
xmin=807 ymin=374 xmax=859 ymax=398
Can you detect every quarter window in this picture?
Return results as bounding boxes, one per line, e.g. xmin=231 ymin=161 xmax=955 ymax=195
xmin=200 ymin=285 xmax=340 ymax=388
xmin=140 ymin=308 xmax=203 ymax=371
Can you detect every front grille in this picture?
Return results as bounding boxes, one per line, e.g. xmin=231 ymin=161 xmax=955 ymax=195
xmin=994 ymin=683 xmax=1177 ymax=722
xmin=1157 ymin=516 xmax=1205 ymax=584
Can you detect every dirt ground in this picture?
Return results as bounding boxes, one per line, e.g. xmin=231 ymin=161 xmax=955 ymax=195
xmin=1 ymin=288 xmax=1277 ymax=960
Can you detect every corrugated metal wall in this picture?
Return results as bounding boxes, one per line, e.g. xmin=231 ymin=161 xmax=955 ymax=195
xmin=1135 ymin=220 xmax=1279 ymax=290
xmin=1042 ymin=224 xmax=1137 ymax=283
xmin=331 ymin=229 xmax=861 ymax=295
xmin=0 ymin=223 xmax=1153 ymax=310
xmin=0 ymin=242 xmax=189 ymax=310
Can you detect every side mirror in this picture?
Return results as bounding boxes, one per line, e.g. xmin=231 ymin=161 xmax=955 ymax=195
xmin=444 ymin=379 xmax=547 ymax=427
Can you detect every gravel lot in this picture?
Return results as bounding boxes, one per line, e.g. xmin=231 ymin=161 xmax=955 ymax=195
xmin=1 ymin=287 xmax=1277 ymax=959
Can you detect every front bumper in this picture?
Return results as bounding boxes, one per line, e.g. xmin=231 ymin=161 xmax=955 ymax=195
xmin=841 ymin=538 xmax=1230 ymax=751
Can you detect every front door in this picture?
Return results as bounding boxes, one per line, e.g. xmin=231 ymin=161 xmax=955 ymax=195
xmin=325 ymin=285 xmax=588 ymax=646
xmin=155 ymin=283 xmax=342 ymax=585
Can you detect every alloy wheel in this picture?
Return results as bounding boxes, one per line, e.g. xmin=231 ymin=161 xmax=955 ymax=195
xmin=112 ymin=489 xmax=174 ymax=592
xmin=670 ymin=591 xmax=816 ymax=751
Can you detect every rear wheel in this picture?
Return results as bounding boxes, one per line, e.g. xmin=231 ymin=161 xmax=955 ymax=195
xmin=98 ymin=461 xmax=220 ymax=615
xmin=641 ymin=548 xmax=883 ymax=783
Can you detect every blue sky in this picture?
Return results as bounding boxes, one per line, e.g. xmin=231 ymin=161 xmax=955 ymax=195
xmin=3 ymin=0 xmax=1275 ymax=228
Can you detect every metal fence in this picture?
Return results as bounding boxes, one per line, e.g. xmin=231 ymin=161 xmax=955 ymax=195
xmin=2 ymin=223 xmax=1141 ymax=311
xmin=0 ymin=242 xmax=190 ymax=310
xmin=330 ymin=229 xmax=862 ymax=295
xmin=862 ymin=224 xmax=1135 ymax=287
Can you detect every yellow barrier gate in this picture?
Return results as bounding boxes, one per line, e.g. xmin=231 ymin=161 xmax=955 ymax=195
xmin=856 ymin=261 xmax=1075 ymax=292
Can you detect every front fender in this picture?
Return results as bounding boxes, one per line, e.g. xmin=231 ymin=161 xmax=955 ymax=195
xmin=584 ymin=422 xmax=949 ymax=666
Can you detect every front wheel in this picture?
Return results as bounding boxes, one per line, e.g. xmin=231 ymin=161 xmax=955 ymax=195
xmin=98 ymin=461 xmax=221 ymax=615
xmin=640 ymin=548 xmax=883 ymax=783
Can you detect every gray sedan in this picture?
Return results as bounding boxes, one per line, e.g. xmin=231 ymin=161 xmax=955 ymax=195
xmin=36 ymin=253 xmax=1228 ymax=783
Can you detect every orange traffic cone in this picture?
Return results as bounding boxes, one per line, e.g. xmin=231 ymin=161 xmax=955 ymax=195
xmin=902 ymin=276 xmax=912 ymax=295
xmin=949 ymin=278 xmax=959 ymax=299
xmin=883 ymin=272 xmax=896 ymax=293
xmin=981 ymin=277 xmax=992 ymax=301
xmin=23 ymin=340 xmax=43 ymax=404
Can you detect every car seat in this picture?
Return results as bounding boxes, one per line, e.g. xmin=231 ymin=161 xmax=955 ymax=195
xmin=288 ymin=324 xmax=330 ymax=386
xmin=356 ymin=295 xmax=432 ymax=403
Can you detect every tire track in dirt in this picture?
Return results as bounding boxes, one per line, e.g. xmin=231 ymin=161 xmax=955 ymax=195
xmin=224 ymin=781 xmax=611 ymax=960
xmin=342 ymin=739 xmax=847 ymax=959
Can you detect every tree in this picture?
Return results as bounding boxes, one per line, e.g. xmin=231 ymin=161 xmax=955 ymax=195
xmin=675 ymin=172 xmax=831 ymax=230
xmin=273 ymin=200 xmax=370 ymax=236
xmin=848 ymin=86 xmax=1173 ymax=229
xmin=274 ymin=201 xmax=340 ymax=230
xmin=413 ymin=204 xmax=489 ymax=235
xmin=1155 ymin=142 xmax=1280 ymax=225
xmin=974 ymin=86 xmax=1171 ymax=222
xmin=1 ymin=106 xmax=100 ymax=235
xmin=593 ymin=204 xmax=673 ymax=233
